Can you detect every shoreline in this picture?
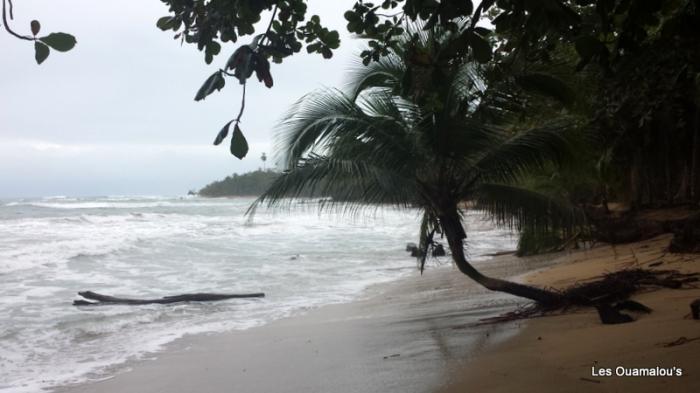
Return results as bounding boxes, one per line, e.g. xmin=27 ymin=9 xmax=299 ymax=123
xmin=53 ymin=234 xmax=700 ymax=393
xmin=54 ymin=251 xmax=561 ymax=393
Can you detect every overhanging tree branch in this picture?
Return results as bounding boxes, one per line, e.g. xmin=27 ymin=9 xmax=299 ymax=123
xmin=2 ymin=0 xmax=32 ymax=41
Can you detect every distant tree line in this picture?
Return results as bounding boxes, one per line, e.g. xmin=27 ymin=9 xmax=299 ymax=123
xmin=198 ymin=169 xmax=358 ymax=200
xmin=198 ymin=170 xmax=280 ymax=197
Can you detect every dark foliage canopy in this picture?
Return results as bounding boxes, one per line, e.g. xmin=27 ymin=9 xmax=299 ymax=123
xmin=6 ymin=0 xmax=699 ymax=208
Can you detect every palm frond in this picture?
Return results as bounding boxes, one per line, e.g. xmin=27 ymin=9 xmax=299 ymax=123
xmin=276 ymin=88 xmax=363 ymax=168
xmin=444 ymin=62 xmax=487 ymax=116
xmin=423 ymin=116 xmax=503 ymax=161
xmin=464 ymin=119 xmax=576 ymax=189
xmin=346 ymin=55 xmax=406 ymax=99
xmin=276 ymin=88 xmax=420 ymax=170
xmin=249 ymin=154 xmax=419 ymax=217
xmin=473 ymin=183 xmax=585 ymax=234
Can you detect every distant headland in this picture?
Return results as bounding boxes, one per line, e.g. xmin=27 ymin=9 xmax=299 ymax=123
xmin=196 ymin=170 xmax=279 ymax=197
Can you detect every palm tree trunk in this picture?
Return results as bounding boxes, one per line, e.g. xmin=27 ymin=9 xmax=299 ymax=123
xmin=440 ymin=212 xmax=563 ymax=306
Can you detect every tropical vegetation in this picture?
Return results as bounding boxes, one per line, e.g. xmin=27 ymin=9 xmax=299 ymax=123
xmin=198 ymin=170 xmax=280 ymax=197
xmin=250 ymin=26 xmax=585 ymax=305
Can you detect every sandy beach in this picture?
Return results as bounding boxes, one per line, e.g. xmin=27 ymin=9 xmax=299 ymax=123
xmin=56 ymin=234 xmax=700 ymax=393
xmin=441 ymin=234 xmax=700 ymax=393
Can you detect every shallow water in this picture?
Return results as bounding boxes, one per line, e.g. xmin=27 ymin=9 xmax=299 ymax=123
xmin=0 ymin=196 xmax=516 ymax=392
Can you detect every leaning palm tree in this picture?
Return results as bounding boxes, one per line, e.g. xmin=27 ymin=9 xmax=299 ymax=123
xmin=250 ymin=29 xmax=581 ymax=305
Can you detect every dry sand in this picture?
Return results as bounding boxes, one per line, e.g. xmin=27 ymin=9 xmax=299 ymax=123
xmin=440 ymin=234 xmax=700 ymax=393
xmin=57 ymin=234 xmax=700 ymax=393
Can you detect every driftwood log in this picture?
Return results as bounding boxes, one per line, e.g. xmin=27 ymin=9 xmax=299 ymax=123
xmin=73 ymin=290 xmax=265 ymax=306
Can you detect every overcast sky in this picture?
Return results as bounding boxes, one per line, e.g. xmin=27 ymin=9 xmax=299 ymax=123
xmin=0 ymin=0 xmax=361 ymax=198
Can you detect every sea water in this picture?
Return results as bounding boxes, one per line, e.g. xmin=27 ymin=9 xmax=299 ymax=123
xmin=0 ymin=196 xmax=515 ymax=392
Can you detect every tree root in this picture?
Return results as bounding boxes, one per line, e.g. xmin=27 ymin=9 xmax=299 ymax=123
xmin=478 ymin=269 xmax=698 ymax=325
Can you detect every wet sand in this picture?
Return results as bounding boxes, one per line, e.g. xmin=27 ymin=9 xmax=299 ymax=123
xmin=56 ymin=253 xmax=560 ymax=393
xmin=57 ymin=234 xmax=699 ymax=393
xmin=440 ymin=234 xmax=700 ymax=393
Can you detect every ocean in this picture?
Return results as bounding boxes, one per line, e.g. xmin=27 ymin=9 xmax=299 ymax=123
xmin=0 ymin=196 xmax=516 ymax=392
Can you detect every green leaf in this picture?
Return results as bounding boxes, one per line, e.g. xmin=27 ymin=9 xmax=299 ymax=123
xmin=254 ymin=56 xmax=274 ymax=88
xmin=467 ymin=32 xmax=492 ymax=63
xmin=39 ymin=33 xmax=76 ymax=52
xmin=325 ymin=31 xmax=340 ymax=48
xmin=34 ymin=41 xmax=50 ymax=64
xmin=194 ymin=71 xmax=225 ymax=101
xmin=226 ymin=46 xmax=247 ymax=70
xmin=515 ymin=73 xmax=575 ymax=107
xmin=344 ymin=11 xmax=360 ymax=22
xmin=156 ymin=16 xmax=174 ymax=31
xmin=306 ymin=42 xmax=321 ymax=53
xmin=321 ymin=47 xmax=333 ymax=59
xmin=239 ymin=22 xmax=255 ymax=35
xmin=230 ymin=124 xmax=249 ymax=159
xmin=214 ymin=120 xmax=233 ymax=145
xmin=347 ymin=21 xmax=361 ymax=33
xmin=227 ymin=46 xmax=255 ymax=84
xmin=30 ymin=20 xmax=41 ymax=36
xmin=208 ymin=41 xmax=221 ymax=55
xmin=204 ymin=41 xmax=221 ymax=64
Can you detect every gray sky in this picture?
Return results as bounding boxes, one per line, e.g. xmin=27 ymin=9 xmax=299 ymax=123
xmin=0 ymin=0 xmax=361 ymax=197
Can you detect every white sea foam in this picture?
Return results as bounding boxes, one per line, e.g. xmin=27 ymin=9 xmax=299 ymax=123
xmin=5 ymin=201 xmax=233 ymax=209
xmin=0 ymin=196 xmax=515 ymax=392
